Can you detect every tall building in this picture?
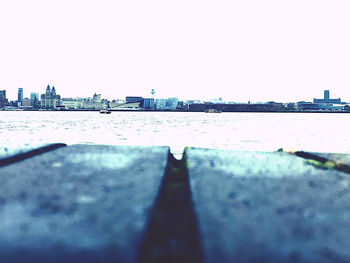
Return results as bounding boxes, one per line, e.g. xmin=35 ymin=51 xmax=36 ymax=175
xmin=324 ymin=90 xmax=330 ymax=100
xmin=40 ymin=84 xmax=61 ymax=109
xmin=30 ymin=92 xmax=39 ymax=108
xmin=0 ymin=90 xmax=9 ymax=108
xmin=143 ymin=98 xmax=155 ymax=110
xmin=18 ymin=88 xmax=23 ymax=103
xmin=0 ymin=90 xmax=5 ymax=98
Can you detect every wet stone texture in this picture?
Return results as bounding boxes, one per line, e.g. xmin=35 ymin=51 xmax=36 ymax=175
xmin=0 ymin=144 xmax=169 ymax=263
xmin=185 ymin=148 xmax=350 ymax=263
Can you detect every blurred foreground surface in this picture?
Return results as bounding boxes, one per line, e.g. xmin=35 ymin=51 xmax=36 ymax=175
xmin=0 ymin=144 xmax=350 ymax=262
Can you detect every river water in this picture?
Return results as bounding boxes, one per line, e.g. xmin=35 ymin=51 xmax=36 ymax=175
xmin=1 ymin=111 xmax=349 ymax=158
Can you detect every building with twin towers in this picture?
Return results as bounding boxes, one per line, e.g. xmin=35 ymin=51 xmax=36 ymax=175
xmin=40 ymin=84 xmax=61 ymax=109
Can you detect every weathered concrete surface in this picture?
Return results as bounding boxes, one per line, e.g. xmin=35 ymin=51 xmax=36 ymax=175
xmin=0 ymin=143 xmax=66 ymax=167
xmin=0 ymin=145 xmax=169 ymax=263
xmin=186 ymin=148 xmax=350 ymax=263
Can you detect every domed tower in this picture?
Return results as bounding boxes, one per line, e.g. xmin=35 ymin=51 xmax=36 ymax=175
xmin=45 ymin=84 xmax=51 ymax=96
xmin=51 ymin=86 xmax=56 ymax=98
xmin=151 ymin=89 xmax=155 ymax=99
xmin=45 ymin=84 xmax=51 ymax=108
xmin=51 ymin=86 xmax=57 ymax=108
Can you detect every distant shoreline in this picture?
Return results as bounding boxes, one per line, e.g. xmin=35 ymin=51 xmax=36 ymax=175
xmin=1 ymin=109 xmax=350 ymax=113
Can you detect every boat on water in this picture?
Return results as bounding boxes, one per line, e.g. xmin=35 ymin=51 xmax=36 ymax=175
xmin=100 ymin=109 xmax=111 ymax=114
xmin=205 ymin=109 xmax=222 ymax=113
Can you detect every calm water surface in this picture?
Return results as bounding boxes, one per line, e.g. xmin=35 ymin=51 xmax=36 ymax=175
xmin=1 ymin=111 xmax=350 ymax=158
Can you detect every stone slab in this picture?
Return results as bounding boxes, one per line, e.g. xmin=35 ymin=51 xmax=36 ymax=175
xmin=0 ymin=143 xmax=66 ymax=167
xmin=186 ymin=148 xmax=350 ymax=263
xmin=0 ymin=144 xmax=169 ymax=263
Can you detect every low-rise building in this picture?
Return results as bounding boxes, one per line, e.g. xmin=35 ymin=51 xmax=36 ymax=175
xmin=126 ymin=96 xmax=143 ymax=103
xmin=113 ymin=102 xmax=141 ymax=110
xmin=22 ymin=98 xmax=32 ymax=108
xmin=109 ymin=99 xmax=125 ymax=108
xmin=298 ymin=102 xmax=348 ymax=111
xmin=61 ymin=98 xmax=83 ymax=109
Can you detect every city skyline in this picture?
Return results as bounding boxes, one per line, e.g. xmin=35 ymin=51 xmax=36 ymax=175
xmin=2 ymin=85 xmax=348 ymax=104
xmin=2 ymin=85 xmax=350 ymax=112
xmin=1 ymin=1 xmax=350 ymax=102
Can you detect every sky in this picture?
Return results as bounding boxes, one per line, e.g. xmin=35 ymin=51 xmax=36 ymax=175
xmin=1 ymin=0 xmax=350 ymax=103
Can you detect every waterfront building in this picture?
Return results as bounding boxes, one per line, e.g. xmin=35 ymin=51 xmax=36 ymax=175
xmin=30 ymin=93 xmax=40 ymax=108
xmin=92 ymin=93 xmax=102 ymax=103
xmin=80 ymin=94 xmax=106 ymax=109
xmin=266 ymin=101 xmax=284 ymax=111
xmin=298 ymin=101 xmax=348 ymax=111
xmin=126 ymin=96 xmax=143 ymax=103
xmin=313 ymin=90 xmax=342 ymax=104
xmin=166 ymin=98 xmax=179 ymax=110
xmin=0 ymin=90 xmax=9 ymax=108
xmin=61 ymin=98 xmax=83 ymax=109
xmin=40 ymin=84 xmax=61 ymax=109
xmin=0 ymin=90 xmax=6 ymax=101
xmin=284 ymin=103 xmax=298 ymax=111
xmin=18 ymin=88 xmax=23 ymax=104
xmin=112 ymin=101 xmax=141 ymax=110
xmin=176 ymin=101 xmax=186 ymax=111
xmin=109 ymin=101 xmax=120 ymax=109
xmin=101 ymin=99 xmax=108 ymax=109
xmin=143 ymin=98 xmax=155 ymax=110
xmin=22 ymin=98 xmax=32 ymax=108
xmin=189 ymin=103 xmax=276 ymax=112
xmin=82 ymin=99 xmax=95 ymax=109
xmin=155 ymin=99 xmax=166 ymax=110
xmin=109 ymin=99 xmax=126 ymax=109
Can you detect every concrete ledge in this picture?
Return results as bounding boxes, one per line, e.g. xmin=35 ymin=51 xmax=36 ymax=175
xmin=1 ymin=145 xmax=350 ymax=262
xmin=185 ymin=148 xmax=350 ymax=263
xmin=0 ymin=145 xmax=169 ymax=263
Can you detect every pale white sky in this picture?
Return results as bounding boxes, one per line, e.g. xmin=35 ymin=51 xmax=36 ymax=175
xmin=1 ymin=0 xmax=350 ymax=102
